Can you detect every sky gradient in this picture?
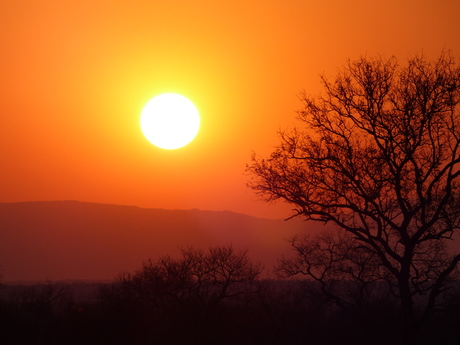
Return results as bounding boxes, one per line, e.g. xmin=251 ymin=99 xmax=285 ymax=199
xmin=1 ymin=0 xmax=460 ymax=219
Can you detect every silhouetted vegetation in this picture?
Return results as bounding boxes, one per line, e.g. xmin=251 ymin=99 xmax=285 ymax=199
xmin=3 ymin=53 xmax=460 ymax=344
xmin=247 ymin=52 xmax=460 ymax=345
xmin=1 ymin=245 xmax=460 ymax=344
xmin=117 ymin=245 xmax=262 ymax=312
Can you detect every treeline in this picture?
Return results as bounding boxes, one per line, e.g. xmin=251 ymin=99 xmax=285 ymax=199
xmin=1 ymin=245 xmax=460 ymax=345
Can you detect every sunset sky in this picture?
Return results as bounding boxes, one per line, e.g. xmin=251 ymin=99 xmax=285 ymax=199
xmin=1 ymin=0 xmax=460 ymax=219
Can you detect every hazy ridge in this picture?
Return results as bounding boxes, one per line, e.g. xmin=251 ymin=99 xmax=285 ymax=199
xmin=0 ymin=201 xmax=313 ymax=282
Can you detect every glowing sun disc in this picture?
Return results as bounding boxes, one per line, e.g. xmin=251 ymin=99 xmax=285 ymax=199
xmin=140 ymin=93 xmax=200 ymax=149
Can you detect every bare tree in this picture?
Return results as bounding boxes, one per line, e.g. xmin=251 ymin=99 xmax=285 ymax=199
xmin=121 ymin=245 xmax=262 ymax=310
xmin=277 ymin=228 xmax=382 ymax=309
xmin=247 ymin=52 xmax=460 ymax=345
xmin=183 ymin=245 xmax=262 ymax=308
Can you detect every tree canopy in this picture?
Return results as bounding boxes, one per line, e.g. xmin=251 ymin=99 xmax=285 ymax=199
xmin=247 ymin=52 xmax=460 ymax=345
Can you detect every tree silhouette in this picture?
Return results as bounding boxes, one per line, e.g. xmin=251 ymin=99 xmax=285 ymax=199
xmin=277 ymin=228 xmax=382 ymax=309
xmin=247 ymin=52 xmax=460 ymax=345
xmin=120 ymin=245 xmax=262 ymax=310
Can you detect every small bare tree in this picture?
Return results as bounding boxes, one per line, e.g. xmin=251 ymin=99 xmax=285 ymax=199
xmin=277 ymin=228 xmax=382 ymax=309
xmin=247 ymin=52 xmax=460 ymax=345
xmin=121 ymin=245 xmax=262 ymax=310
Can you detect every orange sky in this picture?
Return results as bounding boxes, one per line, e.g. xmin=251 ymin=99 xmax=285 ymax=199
xmin=1 ymin=0 xmax=460 ymax=219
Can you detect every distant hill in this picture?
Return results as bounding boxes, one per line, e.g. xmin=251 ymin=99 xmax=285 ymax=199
xmin=0 ymin=201 xmax=319 ymax=282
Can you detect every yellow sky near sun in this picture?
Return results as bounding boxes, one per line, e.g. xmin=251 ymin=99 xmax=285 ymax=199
xmin=1 ymin=0 xmax=459 ymax=218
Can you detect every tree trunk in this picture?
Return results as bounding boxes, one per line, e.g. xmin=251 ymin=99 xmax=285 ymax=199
xmin=399 ymin=272 xmax=417 ymax=345
xmin=401 ymin=313 xmax=417 ymax=345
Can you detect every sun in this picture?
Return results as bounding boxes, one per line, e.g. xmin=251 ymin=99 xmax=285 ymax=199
xmin=140 ymin=93 xmax=200 ymax=150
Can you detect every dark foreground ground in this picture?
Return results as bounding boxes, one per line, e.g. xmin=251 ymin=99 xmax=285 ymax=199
xmin=1 ymin=280 xmax=459 ymax=345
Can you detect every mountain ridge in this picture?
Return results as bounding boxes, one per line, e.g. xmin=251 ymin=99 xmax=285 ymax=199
xmin=0 ymin=201 xmax=314 ymax=282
